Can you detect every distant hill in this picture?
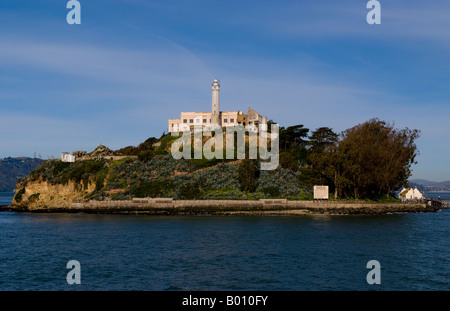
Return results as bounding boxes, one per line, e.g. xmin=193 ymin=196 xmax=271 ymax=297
xmin=409 ymin=179 xmax=437 ymax=187
xmin=0 ymin=157 xmax=44 ymax=191
xmin=425 ymin=180 xmax=450 ymax=192
xmin=408 ymin=179 xmax=450 ymax=192
xmin=407 ymin=179 xmax=450 ymax=193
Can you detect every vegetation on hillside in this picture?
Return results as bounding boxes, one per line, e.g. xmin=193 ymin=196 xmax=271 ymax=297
xmin=16 ymin=118 xmax=420 ymax=201
xmin=302 ymin=119 xmax=420 ymax=199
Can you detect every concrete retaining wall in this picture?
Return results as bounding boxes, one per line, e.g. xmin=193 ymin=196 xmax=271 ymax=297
xmin=65 ymin=198 xmax=437 ymax=215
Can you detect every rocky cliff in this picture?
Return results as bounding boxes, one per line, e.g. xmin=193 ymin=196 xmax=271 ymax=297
xmin=10 ymin=151 xmax=309 ymax=210
xmin=12 ymin=179 xmax=95 ymax=210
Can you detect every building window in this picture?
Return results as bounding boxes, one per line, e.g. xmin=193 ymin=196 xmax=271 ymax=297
xmin=196 ymin=119 xmax=200 ymax=124
xmin=224 ymin=119 xmax=228 ymax=123
xmin=230 ymin=119 xmax=234 ymax=123
xmin=190 ymin=119 xmax=193 ymax=123
xmin=203 ymin=119 xmax=207 ymax=123
xmin=183 ymin=119 xmax=187 ymax=123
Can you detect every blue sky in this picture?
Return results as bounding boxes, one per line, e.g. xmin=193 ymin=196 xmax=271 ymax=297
xmin=1 ymin=0 xmax=449 ymax=181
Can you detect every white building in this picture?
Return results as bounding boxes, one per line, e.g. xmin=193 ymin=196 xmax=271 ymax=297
xmin=61 ymin=152 xmax=75 ymax=163
xmin=168 ymin=79 xmax=268 ymax=133
xmin=398 ymin=187 xmax=424 ymax=201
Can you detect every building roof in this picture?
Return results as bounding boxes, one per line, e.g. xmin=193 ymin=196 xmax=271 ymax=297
xmin=180 ymin=111 xmax=213 ymax=114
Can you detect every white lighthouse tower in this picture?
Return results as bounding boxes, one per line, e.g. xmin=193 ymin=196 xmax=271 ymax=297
xmin=211 ymin=79 xmax=220 ymax=125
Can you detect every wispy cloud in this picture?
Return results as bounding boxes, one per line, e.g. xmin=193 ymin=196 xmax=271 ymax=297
xmin=0 ymin=38 xmax=212 ymax=86
xmin=230 ymin=1 xmax=450 ymax=46
xmin=0 ymin=0 xmax=449 ymax=180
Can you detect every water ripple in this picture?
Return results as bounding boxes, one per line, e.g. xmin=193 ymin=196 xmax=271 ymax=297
xmin=1 ymin=210 xmax=450 ymax=290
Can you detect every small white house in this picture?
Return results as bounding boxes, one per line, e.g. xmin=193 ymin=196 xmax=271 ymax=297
xmin=398 ymin=187 xmax=423 ymax=201
xmin=61 ymin=152 xmax=75 ymax=163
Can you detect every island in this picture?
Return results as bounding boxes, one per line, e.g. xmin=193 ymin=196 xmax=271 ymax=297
xmin=4 ymin=118 xmax=439 ymax=215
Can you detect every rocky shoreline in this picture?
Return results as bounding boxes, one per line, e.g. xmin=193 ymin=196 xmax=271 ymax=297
xmin=0 ymin=200 xmax=440 ymax=215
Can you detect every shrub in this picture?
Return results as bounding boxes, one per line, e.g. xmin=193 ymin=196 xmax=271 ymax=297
xmin=14 ymin=188 xmax=26 ymax=203
xmin=137 ymin=150 xmax=155 ymax=162
xmin=62 ymin=160 xmax=106 ymax=185
xmin=279 ymin=152 xmax=299 ymax=171
xmin=174 ymin=180 xmax=201 ymax=200
xmin=94 ymin=169 xmax=108 ymax=191
xmin=189 ymin=157 xmax=221 ymax=170
xmin=130 ymin=180 xmax=174 ymax=198
xmin=52 ymin=161 xmax=72 ymax=176
xmin=261 ymin=186 xmax=281 ymax=197
xmin=115 ymin=146 xmax=140 ymax=156
xmin=238 ymin=159 xmax=260 ymax=192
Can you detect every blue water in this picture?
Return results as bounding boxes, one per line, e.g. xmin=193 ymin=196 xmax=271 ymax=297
xmin=428 ymin=192 xmax=450 ymax=201
xmin=0 ymin=191 xmax=14 ymax=206
xmin=1 ymin=191 xmax=450 ymax=291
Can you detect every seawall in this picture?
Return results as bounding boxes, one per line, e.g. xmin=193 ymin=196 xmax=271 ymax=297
xmin=3 ymin=198 xmax=439 ymax=215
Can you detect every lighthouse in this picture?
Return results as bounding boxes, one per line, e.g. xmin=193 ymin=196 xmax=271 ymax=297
xmin=211 ymin=79 xmax=220 ymax=125
xmin=167 ymin=79 xmax=268 ymax=133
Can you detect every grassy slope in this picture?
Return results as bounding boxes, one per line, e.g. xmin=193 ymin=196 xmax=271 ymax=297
xmin=16 ymin=133 xmax=311 ymax=201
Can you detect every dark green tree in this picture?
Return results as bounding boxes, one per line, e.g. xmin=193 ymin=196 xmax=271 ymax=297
xmin=279 ymin=124 xmax=309 ymax=165
xmin=279 ymin=124 xmax=309 ymax=151
xmin=279 ymin=151 xmax=298 ymax=171
xmin=308 ymin=127 xmax=339 ymax=155
xmin=238 ymin=159 xmax=260 ymax=192
xmin=115 ymin=137 xmax=157 ymax=156
xmin=266 ymin=119 xmax=278 ymax=133
xmin=337 ymin=119 xmax=420 ymax=199
xmin=305 ymin=127 xmax=340 ymax=195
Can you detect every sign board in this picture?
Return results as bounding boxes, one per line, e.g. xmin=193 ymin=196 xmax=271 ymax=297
xmin=314 ymin=186 xmax=329 ymax=200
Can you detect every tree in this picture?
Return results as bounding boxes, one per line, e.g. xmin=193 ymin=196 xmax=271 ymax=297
xmin=115 ymin=137 xmax=157 ymax=156
xmin=308 ymin=127 xmax=339 ymax=154
xmin=279 ymin=124 xmax=309 ymax=151
xmin=337 ymin=118 xmax=420 ymax=199
xmin=238 ymin=159 xmax=260 ymax=192
xmin=303 ymin=120 xmax=420 ymax=200
xmin=138 ymin=137 xmax=157 ymax=151
xmin=279 ymin=152 xmax=298 ymax=171
xmin=266 ymin=119 xmax=278 ymax=133
xmin=279 ymin=124 xmax=309 ymax=165
xmin=306 ymin=127 xmax=340 ymax=196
